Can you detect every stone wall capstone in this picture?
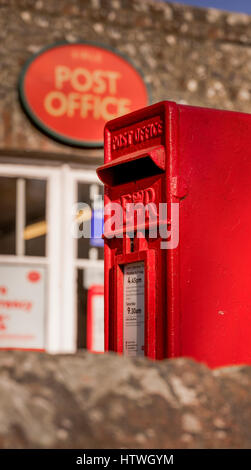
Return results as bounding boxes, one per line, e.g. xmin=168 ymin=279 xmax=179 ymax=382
xmin=0 ymin=351 xmax=250 ymax=448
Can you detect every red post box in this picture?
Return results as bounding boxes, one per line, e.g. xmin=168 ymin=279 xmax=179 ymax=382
xmin=97 ymin=100 xmax=251 ymax=368
xmin=87 ymin=285 xmax=104 ymax=354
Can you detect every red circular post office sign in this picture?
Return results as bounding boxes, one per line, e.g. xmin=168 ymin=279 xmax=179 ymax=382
xmin=19 ymin=42 xmax=150 ymax=147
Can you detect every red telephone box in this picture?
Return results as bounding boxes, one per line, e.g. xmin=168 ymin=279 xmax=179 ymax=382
xmin=97 ymin=100 xmax=251 ymax=368
xmin=87 ymin=285 xmax=104 ymax=353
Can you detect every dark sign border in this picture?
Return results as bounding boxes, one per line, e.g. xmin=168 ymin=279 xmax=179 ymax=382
xmin=18 ymin=41 xmax=151 ymax=148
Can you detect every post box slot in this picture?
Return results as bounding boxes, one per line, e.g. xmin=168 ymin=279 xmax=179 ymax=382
xmin=97 ymin=146 xmax=165 ymax=186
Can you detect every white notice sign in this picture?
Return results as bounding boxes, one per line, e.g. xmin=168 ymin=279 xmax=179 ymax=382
xmin=123 ymin=262 xmax=145 ymax=356
xmin=0 ymin=265 xmax=45 ymax=350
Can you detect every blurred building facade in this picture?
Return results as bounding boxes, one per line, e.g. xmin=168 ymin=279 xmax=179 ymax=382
xmin=1 ymin=0 xmax=251 ymax=353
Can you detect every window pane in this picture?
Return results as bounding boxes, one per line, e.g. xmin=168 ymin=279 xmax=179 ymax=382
xmin=25 ymin=179 xmax=46 ymax=257
xmin=77 ymin=268 xmax=87 ymax=349
xmin=0 ymin=177 xmax=16 ymax=254
xmin=77 ymin=182 xmax=104 ymax=260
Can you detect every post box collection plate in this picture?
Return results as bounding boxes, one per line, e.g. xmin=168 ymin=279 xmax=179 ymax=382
xmin=123 ymin=261 xmax=145 ymax=356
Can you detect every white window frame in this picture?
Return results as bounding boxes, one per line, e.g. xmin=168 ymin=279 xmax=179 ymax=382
xmin=0 ymin=163 xmax=103 ymax=354
xmin=0 ymin=164 xmax=61 ymax=353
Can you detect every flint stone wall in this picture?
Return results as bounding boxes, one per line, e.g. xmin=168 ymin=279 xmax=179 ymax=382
xmin=1 ymin=0 xmax=251 ymax=160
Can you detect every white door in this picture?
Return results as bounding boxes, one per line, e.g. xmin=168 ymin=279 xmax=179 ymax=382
xmin=60 ymin=166 xmax=104 ymax=352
